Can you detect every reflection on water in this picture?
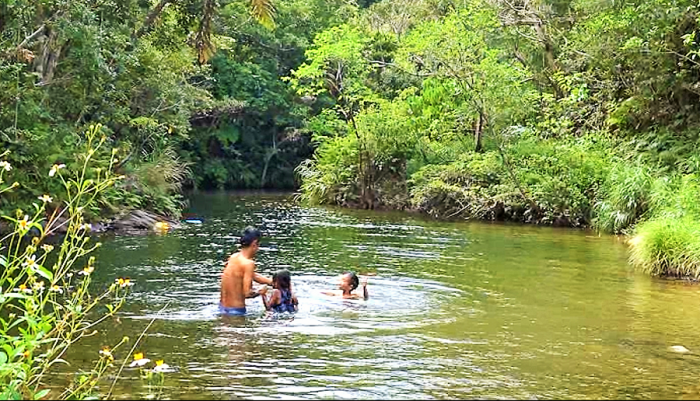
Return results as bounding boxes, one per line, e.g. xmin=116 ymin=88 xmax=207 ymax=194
xmin=49 ymin=192 xmax=700 ymax=399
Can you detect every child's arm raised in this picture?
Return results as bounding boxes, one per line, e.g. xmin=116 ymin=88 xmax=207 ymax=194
xmin=361 ymin=276 xmax=369 ymax=300
xmin=291 ymin=293 xmax=299 ymax=311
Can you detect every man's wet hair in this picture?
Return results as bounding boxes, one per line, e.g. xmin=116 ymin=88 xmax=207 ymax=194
xmin=344 ymin=271 xmax=359 ymax=291
xmin=272 ymin=269 xmax=292 ymax=290
xmin=239 ymin=226 xmax=261 ymax=248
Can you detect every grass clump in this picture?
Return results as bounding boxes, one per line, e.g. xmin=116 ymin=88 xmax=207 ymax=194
xmin=628 ymin=174 xmax=700 ymax=277
xmin=629 ymin=216 xmax=700 ymax=278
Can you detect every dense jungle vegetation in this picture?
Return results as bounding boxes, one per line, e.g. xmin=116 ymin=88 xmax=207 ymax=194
xmin=3 ymin=0 xmax=700 ymax=276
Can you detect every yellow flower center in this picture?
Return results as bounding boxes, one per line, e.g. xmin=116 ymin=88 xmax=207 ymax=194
xmin=155 ymin=360 xmax=164 ymax=366
xmin=134 ymin=352 xmax=144 ymax=361
xmin=19 ymin=284 xmax=26 ymax=290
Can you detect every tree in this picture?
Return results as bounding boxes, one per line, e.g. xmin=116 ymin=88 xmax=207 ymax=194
xmin=288 ymin=24 xmax=383 ymax=208
xmin=397 ymin=4 xmax=536 ymax=151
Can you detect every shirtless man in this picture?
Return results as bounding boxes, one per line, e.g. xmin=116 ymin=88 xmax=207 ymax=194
xmin=219 ymin=226 xmax=273 ymax=316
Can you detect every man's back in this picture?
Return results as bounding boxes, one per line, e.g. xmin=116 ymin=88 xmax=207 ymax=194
xmin=220 ymin=252 xmax=252 ymax=308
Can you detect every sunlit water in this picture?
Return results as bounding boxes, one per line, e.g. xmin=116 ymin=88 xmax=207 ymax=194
xmin=50 ymin=192 xmax=700 ymax=399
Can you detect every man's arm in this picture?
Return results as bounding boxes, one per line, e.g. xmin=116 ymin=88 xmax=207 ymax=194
xmin=243 ymin=261 xmax=266 ymax=298
xmin=253 ymin=272 xmax=273 ymax=286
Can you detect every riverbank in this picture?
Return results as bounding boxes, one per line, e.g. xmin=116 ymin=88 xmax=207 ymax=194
xmin=296 ymin=133 xmax=700 ymax=279
xmin=0 ymin=207 xmax=181 ymax=236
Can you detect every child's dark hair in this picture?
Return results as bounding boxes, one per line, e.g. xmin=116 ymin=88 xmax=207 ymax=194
xmin=344 ymin=271 xmax=359 ymax=291
xmin=239 ymin=226 xmax=261 ymax=248
xmin=272 ymin=269 xmax=292 ymax=290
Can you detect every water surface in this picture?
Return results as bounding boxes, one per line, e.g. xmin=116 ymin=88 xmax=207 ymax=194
xmin=55 ymin=193 xmax=700 ymax=399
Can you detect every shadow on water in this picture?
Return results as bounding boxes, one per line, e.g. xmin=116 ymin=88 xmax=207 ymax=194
xmin=48 ymin=192 xmax=700 ymax=400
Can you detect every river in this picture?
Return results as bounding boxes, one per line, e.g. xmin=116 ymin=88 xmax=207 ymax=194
xmin=52 ymin=192 xmax=700 ymax=399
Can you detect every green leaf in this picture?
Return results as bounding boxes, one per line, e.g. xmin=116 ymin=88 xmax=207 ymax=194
xmin=34 ymin=389 xmax=50 ymax=400
xmin=51 ymin=358 xmax=69 ymax=366
xmin=0 ymin=351 xmax=7 ymax=364
xmin=0 ymin=387 xmax=21 ymax=400
xmin=35 ymin=265 xmax=53 ymax=281
xmin=1 ymin=293 xmax=28 ymax=300
xmin=212 ymin=125 xmax=240 ymax=146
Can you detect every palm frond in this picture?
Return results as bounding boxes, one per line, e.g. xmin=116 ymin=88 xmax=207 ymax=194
xmin=195 ymin=0 xmax=216 ymax=64
xmin=250 ymin=0 xmax=276 ymax=29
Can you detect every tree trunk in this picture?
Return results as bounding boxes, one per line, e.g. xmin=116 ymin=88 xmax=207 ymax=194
xmin=363 ymin=161 xmax=375 ymax=210
xmin=34 ymin=27 xmax=60 ymax=85
xmin=260 ymin=134 xmax=277 ymax=188
xmin=533 ymin=22 xmax=563 ymax=98
xmin=344 ymin=106 xmax=374 ymax=210
xmin=474 ymin=112 xmax=484 ymax=152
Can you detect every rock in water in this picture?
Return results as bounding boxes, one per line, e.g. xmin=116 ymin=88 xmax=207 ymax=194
xmin=112 ymin=210 xmax=180 ymax=232
xmin=669 ymin=345 xmax=691 ymax=354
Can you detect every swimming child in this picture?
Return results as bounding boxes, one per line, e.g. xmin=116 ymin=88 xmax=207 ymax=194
xmin=322 ymin=271 xmax=368 ymax=300
xmin=262 ymin=269 xmax=298 ymax=313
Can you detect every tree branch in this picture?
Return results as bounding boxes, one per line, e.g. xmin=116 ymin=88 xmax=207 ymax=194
xmin=15 ymin=24 xmax=46 ymax=51
xmin=135 ymin=0 xmax=172 ymax=38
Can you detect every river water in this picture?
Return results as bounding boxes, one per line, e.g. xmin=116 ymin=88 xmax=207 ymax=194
xmin=53 ymin=192 xmax=700 ymax=399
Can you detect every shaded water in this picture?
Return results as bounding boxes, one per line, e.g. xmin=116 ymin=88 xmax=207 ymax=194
xmin=54 ymin=193 xmax=700 ymax=399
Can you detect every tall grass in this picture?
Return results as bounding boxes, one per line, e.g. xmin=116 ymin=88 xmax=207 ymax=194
xmin=128 ymin=146 xmax=191 ymax=217
xmin=136 ymin=146 xmax=191 ymax=194
xmin=628 ymin=173 xmax=700 ymax=277
xmin=629 ymin=216 xmax=700 ymax=277
xmin=593 ymin=160 xmax=653 ymax=234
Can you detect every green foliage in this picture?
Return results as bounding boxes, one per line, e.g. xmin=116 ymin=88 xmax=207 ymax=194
xmin=0 ymin=0 xmax=213 ymax=218
xmin=6 ymin=0 xmax=700 ymax=283
xmin=296 ymin=135 xmax=360 ymax=206
xmin=123 ymin=146 xmax=191 ymax=218
xmin=627 ymin=173 xmax=700 ymax=277
xmin=397 ymin=4 xmax=537 ymax=145
xmin=0 ymin=126 xmax=133 ymax=400
xmin=409 ymin=136 xmax=611 ymax=225
xmin=177 ymin=0 xmax=359 ymax=191
xmin=288 ymin=24 xmax=374 ymax=100
xmin=287 ymin=0 xmax=700 ymax=276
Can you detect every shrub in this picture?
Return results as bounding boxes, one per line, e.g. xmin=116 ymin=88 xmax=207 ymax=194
xmin=409 ymin=136 xmax=611 ymax=225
